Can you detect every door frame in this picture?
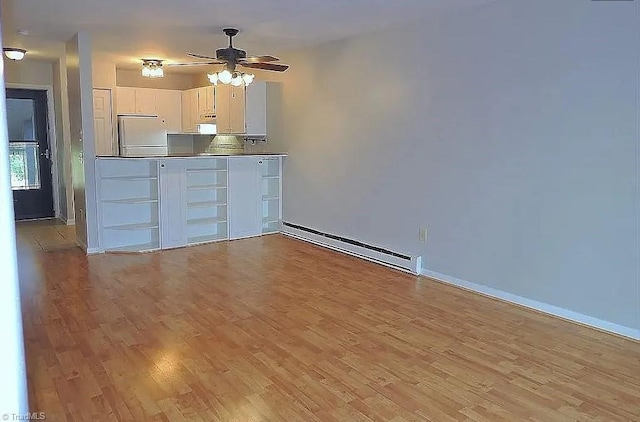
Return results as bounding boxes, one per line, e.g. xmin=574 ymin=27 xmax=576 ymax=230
xmin=6 ymin=83 xmax=61 ymax=221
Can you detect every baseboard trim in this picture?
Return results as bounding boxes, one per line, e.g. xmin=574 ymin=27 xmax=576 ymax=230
xmin=282 ymin=230 xmax=421 ymax=275
xmin=64 ymin=218 xmax=75 ymax=226
xmin=420 ymin=269 xmax=640 ymax=341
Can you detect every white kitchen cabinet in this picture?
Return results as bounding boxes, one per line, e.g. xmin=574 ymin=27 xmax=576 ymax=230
xmin=159 ymin=157 xmax=229 ymax=248
xmin=159 ymin=159 xmax=187 ymax=248
xmin=185 ymin=158 xmax=228 ymax=244
xmin=135 ymin=88 xmax=158 ymax=115
xmin=228 ymin=156 xmax=262 ymax=239
xmin=157 ymin=89 xmax=182 ymax=133
xmin=260 ymin=157 xmax=282 ymax=233
xmin=115 ymin=87 xmax=136 ymax=114
xmin=197 ymin=86 xmax=215 ymax=119
xmin=116 ymin=87 xmax=158 ymax=116
xmin=181 ymin=88 xmax=199 ymax=133
xmin=245 ymin=81 xmax=267 ymax=136
xmin=96 ymin=158 xmax=161 ymax=252
xmin=216 ymin=84 xmax=246 ymax=134
xmin=96 ymin=155 xmax=281 ymax=252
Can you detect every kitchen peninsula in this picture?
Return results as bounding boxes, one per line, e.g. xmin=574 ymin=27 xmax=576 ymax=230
xmin=95 ymin=153 xmax=284 ymax=253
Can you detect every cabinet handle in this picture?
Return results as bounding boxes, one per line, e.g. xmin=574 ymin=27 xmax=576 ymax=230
xmin=258 ymin=160 xmax=263 ymax=164
xmin=160 ymin=163 xmax=165 ymax=168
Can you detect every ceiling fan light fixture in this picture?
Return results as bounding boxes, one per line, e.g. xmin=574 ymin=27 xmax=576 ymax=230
xmin=241 ymin=73 xmax=255 ymax=86
xmin=141 ymin=59 xmax=164 ymax=78
xmin=207 ymin=73 xmax=219 ymax=85
xmin=4 ymin=48 xmax=26 ymax=61
xmin=218 ymin=69 xmax=233 ymax=84
xmin=231 ymin=72 xmax=243 ymax=87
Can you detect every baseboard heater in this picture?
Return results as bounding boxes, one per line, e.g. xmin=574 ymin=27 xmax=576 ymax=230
xmin=282 ymin=222 xmax=422 ymax=274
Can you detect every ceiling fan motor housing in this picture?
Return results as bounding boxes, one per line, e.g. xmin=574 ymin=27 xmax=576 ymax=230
xmin=216 ymin=47 xmax=247 ymax=62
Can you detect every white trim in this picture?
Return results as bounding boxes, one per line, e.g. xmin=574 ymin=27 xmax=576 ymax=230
xmin=62 ymin=217 xmax=75 ymax=226
xmin=6 ymin=83 xmax=61 ymax=219
xmin=75 ymin=237 xmax=98 ymax=254
xmin=420 ymin=268 xmax=640 ymax=341
xmin=281 ymin=225 xmax=422 ymax=274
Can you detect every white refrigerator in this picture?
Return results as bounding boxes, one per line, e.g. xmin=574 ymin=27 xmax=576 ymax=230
xmin=118 ymin=116 xmax=168 ymax=156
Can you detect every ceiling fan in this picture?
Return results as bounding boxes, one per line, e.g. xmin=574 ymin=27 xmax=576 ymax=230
xmin=168 ymin=28 xmax=289 ymax=74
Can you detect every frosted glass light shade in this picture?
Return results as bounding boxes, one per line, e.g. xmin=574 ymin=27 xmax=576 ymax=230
xmin=4 ymin=48 xmax=26 ymax=61
xmin=218 ymin=70 xmax=232 ymax=84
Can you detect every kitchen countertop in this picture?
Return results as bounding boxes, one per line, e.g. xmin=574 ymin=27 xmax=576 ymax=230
xmin=96 ymin=152 xmax=287 ymax=159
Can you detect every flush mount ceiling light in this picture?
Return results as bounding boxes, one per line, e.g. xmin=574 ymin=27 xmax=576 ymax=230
xmin=3 ymin=48 xmax=26 ymax=61
xmin=141 ymin=59 xmax=164 ymax=78
xmin=208 ymin=70 xmax=254 ymax=87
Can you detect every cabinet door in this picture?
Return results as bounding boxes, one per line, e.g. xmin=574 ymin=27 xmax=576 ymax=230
xmin=157 ymin=90 xmax=182 ymax=133
xmin=159 ymin=159 xmax=188 ymax=248
xmin=181 ymin=90 xmax=191 ymax=132
xmin=189 ymin=89 xmax=199 ymax=132
xmin=245 ymin=81 xmax=266 ymax=136
xmin=229 ymin=85 xmax=246 ymax=134
xmin=116 ymin=86 xmax=136 ymax=114
xmin=215 ymin=84 xmax=231 ymax=133
xmin=228 ymin=157 xmax=262 ymax=239
xmin=135 ymin=88 xmax=158 ymax=115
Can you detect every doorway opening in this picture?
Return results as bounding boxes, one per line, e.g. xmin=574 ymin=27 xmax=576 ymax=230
xmin=6 ymin=88 xmax=55 ymax=221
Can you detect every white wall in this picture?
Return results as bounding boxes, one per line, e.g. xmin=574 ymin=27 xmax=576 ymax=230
xmin=4 ymin=59 xmax=53 ymax=86
xmin=270 ymin=0 xmax=639 ymax=330
xmin=67 ymin=32 xmax=98 ymax=251
xmin=116 ymin=69 xmax=196 ymax=90
xmin=0 ymin=20 xmax=29 ymax=415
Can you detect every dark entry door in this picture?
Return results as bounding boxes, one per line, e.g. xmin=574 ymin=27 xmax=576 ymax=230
xmin=6 ymin=88 xmax=54 ymax=220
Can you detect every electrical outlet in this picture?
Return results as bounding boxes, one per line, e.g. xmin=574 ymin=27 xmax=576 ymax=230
xmin=419 ymin=227 xmax=427 ymax=242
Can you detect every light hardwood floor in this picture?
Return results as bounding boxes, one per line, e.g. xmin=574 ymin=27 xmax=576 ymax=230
xmin=17 ymin=231 xmax=640 ymax=421
xmin=15 ymin=219 xmax=77 ymax=251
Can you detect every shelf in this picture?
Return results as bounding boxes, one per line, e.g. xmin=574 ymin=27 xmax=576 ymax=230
xmin=187 ymin=217 xmax=227 ymax=226
xmin=187 ymin=184 xmax=227 ymax=191
xmin=186 ymin=200 xmax=227 ymax=208
xmin=187 ymin=168 xmax=227 ymax=173
xmin=102 ymin=197 xmax=158 ymax=204
xmin=103 ymin=222 xmax=159 ymax=231
xmin=105 ymin=242 xmax=160 ymax=253
xmin=262 ymin=195 xmax=280 ymax=201
xmin=102 ymin=176 xmax=157 ymax=181
xmin=187 ymin=234 xmax=228 ymax=245
xmin=262 ymin=175 xmax=280 ymax=179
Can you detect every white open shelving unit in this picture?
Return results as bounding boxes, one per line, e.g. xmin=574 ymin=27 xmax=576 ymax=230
xmin=97 ymin=158 xmax=161 ymax=252
xmin=185 ymin=158 xmax=229 ymax=245
xmin=260 ymin=158 xmax=282 ymax=234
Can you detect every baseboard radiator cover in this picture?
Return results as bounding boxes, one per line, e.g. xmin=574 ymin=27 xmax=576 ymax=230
xmin=282 ymin=222 xmax=422 ymax=274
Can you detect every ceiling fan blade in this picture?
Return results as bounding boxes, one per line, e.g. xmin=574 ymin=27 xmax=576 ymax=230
xmin=187 ymin=52 xmax=220 ymax=61
xmin=166 ymin=61 xmax=222 ymax=67
xmin=240 ymin=62 xmax=289 ymax=72
xmin=239 ymin=55 xmax=280 ymax=63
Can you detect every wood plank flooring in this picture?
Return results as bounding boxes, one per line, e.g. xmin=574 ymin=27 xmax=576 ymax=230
xmin=16 ymin=219 xmax=77 ymax=251
xmin=17 ymin=233 xmax=640 ymax=421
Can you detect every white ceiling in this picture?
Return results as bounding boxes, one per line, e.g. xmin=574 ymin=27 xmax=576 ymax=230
xmin=1 ymin=0 xmax=497 ymax=72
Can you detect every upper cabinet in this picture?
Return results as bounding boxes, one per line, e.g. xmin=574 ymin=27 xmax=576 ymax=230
xmin=197 ymin=86 xmax=215 ymax=119
xmin=156 ymin=90 xmax=182 ymax=134
xmin=116 ymin=87 xmax=157 ymax=115
xmin=115 ymin=87 xmax=136 ymax=114
xmin=216 ymin=84 xmax=246 ymax=134
xmin=180 ymin=87 xmax=214 ymax=133
xmin=181 ymin=88 xmax=198 ymax=133
xmin=245 ymin=81 xmax=267 ymax=136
